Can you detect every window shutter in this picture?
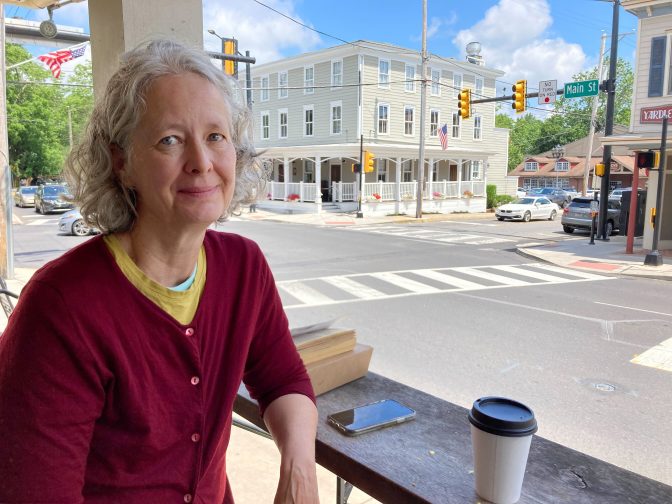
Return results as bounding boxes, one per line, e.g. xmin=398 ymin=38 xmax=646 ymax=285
xmin=648 ymin=37 xmax=666 ymax=97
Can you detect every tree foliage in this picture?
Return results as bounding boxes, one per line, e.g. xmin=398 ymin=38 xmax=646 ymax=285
xmin=498 ymin=58 xmax=634 ymax=171
xmin=5 ymin=43 xmax=93 ymax=181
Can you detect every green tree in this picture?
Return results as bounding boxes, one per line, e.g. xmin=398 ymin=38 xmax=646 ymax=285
xmin=59 ymin=60 xmax=93 ymax=149
xmin=497 ymin=113 xmax=544 ymax=171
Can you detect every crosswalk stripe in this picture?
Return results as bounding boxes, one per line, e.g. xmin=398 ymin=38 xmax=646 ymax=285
xmin=465 ymin=238 xmax=514 ymax=245
xmin=526 ymin=263 xmax=607 ymax=280
xmin=435 ymin=234 xmax=481 ymax=242
xmin=452 ymin=267 xmax=530 ymax=286
xmin=370 ymin=272 xmax=441 ymax=293
xmin=414 ymin=269 xmax=483 ymax=289
xmin=322 ymin=276 xmax=386 ymax=299
xmin=279 ymin=282 xmax=333 ymax=305
xmin=490 ymin=265 xmax=576 ymax=282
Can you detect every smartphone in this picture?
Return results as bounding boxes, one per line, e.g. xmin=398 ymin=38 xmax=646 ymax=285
xmin=327 ymin=399 xmax=416 ymax=436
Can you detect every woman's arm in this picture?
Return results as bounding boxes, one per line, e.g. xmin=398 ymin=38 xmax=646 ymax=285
xmin=264 ymin=393 xmax=320 ymax=504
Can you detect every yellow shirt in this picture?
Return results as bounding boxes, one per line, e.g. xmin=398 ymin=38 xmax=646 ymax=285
xmin=103 ymin=234 xmax=206 ymax=325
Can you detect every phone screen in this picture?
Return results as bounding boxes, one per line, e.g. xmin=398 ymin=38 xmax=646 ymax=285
xmin=328 ymin=399 xmax=416 ymax=435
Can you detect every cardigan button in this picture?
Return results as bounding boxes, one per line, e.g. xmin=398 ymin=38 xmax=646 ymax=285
xmin=183 ymin=493 xmax=193 ymax=503
xmin=185 ymin=327 xmax=194 ymax=337
xmin=191 ymin=433 xmax=201 ymax=443
xmin=191 ymin=376 xmax=200 ymax=386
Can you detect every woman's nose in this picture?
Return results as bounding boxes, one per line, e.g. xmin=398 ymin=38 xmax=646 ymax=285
xmin=184 ymin=141 xmax=213 ymax=174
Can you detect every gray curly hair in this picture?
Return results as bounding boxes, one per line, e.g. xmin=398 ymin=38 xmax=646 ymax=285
xmin=65 ymin=39 xmax=261 ymax=233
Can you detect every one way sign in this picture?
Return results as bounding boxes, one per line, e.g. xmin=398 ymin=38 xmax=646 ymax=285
xmin=538 ymin=80 xmax=557 ymax=104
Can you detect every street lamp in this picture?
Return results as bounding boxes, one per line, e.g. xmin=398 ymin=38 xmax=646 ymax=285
xmin=551 ymin=144 xmax=564 ymax=189
xmin=207 ymin=29 xmax=226 ymax=73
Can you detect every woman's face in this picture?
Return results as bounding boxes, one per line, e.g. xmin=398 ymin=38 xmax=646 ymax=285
xmin=119 ymin=72 xmax=237 ymax=231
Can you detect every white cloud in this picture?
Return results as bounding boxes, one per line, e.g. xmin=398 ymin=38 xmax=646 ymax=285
xmin=453 ymin=0 xmax=586 ymax=101
xmin=203 ymin=0 xmax=322 ymax=64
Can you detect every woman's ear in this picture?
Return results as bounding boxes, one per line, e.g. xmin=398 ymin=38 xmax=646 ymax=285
xmin=110 ymin=143 xmax=129 ymax=183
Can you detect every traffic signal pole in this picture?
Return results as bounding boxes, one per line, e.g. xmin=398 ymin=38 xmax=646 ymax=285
xmin=644 ymin=117 xmax=668 ymax=266
xmin=415 ymin=0 xmax=428 ymax=219
xmin=598 ymin=0 xmax=620 ymax=241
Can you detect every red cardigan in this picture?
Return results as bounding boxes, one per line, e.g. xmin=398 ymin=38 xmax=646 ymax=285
xmin=0 ymin=230 xmax=314 ymax=503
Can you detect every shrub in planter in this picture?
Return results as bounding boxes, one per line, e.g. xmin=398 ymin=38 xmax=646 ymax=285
xmin=493 ymin=194 xmax=515 ymax=207
xmin=486 ymin=184 xmax=497 ymax=208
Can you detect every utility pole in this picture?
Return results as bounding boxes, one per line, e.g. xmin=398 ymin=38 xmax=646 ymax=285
xmin=644 ymin=117 xmax=668 ymax=266
xmin=598 ymin=0 xmax=620 ymax=240
xmin=0 ymin=5 xmax=12 ymax=279
xmin=415 ymin=0 xmax=427 ymax=218
xmin=583 ymin=32 xmax=607 ymax=196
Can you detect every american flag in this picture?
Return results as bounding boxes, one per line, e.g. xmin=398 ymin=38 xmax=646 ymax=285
xmin=38 ymin=45 xmax=87 ymax=79
xmin=438 ymin=123 xmax=448 ymax=150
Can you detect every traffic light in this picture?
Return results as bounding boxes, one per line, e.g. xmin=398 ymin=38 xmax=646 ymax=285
xmin=351 ymin=163 xmax=361 ymax=173
xmin=457 ymin=89 xmax=471 ymax=119
xmin=595 ymin=163 xmax=605 ymax=177
xmin=636 ymin=151 xmax=659 ymax=169
xmin=363 ymin=151 xmax=375 ymax=173
xmin=224 ymin=38 xmax=238 ymax=76
xmin=512 ymin=80 xmax=526 ymax=113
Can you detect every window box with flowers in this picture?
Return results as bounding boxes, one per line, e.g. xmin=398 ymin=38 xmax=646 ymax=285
xmin=367 ymin=193 xmax=382 ymax=203
xmin=462 ymin=190 xmax=474 ymax=199
xmin=432 ymin=191 xmax=445 ymax=200
xmin=287 ymin=193 xmax=300 ymax=202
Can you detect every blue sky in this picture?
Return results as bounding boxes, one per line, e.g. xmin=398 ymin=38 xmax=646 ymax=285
xmin=7 ymin=0 xmax=638 ymax=95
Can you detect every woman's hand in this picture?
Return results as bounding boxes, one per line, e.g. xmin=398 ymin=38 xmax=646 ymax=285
xmin=264 ymin=394 xmax=320 ymax=504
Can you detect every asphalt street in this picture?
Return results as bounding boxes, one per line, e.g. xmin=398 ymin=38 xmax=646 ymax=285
xmin=9 ymin=207 xmax=672 ymax=487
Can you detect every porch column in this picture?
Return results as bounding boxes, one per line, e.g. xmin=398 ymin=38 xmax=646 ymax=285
xmin=458 ymin=158 xmax=463 ymax=198
xmin=89 ymin=0 xmax=203 ymax=98
xmin=315 ymin=156 xmax=322 ymax=212
xmin=428 ymin=158 xmax=434 ymax=200
xmin=395 ymin=157 xmax=402 ymax=214
xmin=283 ymin=156 xmax=290 ymax=200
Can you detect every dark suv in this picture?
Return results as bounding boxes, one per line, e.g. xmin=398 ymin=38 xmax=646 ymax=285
xmin=561 ymin=197 xmax=621 ymax=235
xmin=34 ymin=184 xmax=75 ymax=214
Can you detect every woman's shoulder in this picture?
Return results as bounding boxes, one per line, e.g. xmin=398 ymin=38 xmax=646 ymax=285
xmin=31 ymin=236 xmax=110 ymax=288
xmin=204 ymin=229 xmax=263 ymax=256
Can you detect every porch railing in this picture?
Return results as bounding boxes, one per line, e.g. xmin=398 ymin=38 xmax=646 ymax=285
xmin=266 ymin=181 xmax=319 ymax=202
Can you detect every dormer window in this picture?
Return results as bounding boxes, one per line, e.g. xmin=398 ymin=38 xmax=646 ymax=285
xmin=555 ymin=161 xmax=569 ymax=172
xmin=524 ymin=161 xmax=538 ymax=172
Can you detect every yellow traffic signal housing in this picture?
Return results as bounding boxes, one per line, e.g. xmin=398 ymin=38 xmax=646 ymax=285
xmin=512 ymin=80 xmax=526 ymax=113
xmin=457 ymin=89 xmax=471 ymax=119
xmin=224 ymin=38 xmax=237 ymax=76
xmin=364 ymin=151 xmax=375 ymax=173
xmin=595 ymin=163 xmax=605 ymax=177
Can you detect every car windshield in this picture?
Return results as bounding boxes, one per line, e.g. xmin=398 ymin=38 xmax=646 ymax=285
xmin=21 ymin=187 xmax=36 ymax=194
xmin=539 ymin=188 xmax=553 ymax=194
xmin=569 ymin=198 xmax=592 ymax=208
xmin=514 ymin=198 xmax=535 ymax=205
xmin=43 ymin=185 xmax=67 ymax=196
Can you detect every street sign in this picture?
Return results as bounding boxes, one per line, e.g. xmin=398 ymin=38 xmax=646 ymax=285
xmin=564 ymin=79 xmax=599 ymax=99
xmin=538 ymin=80 xmax=557 ymax=104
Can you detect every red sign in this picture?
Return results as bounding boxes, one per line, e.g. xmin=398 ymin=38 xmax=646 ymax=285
xmin=640 ymin=104 xmax=672 ymax=123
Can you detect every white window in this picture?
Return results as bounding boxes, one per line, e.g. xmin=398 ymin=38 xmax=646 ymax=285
xmin=473 ymin=115 xmax=482 ymax=140
xmin=278 ymin=71 xmax=288 ymax=99
xmin=430 ymin=109 xmax=439 ymax=137
xmin=304 ymin=160 xmax=314 ymax=183
xmin=379 ymin=59 xmax=390 ymax=88
xmin=451 ymin=112 xmax=460 ymax=138
xmin=475 ymin=76 xmax=484 ymax=97
xmin=331 ymin=59 xmax=342 ymax=88
xmin=378 ymin=103 xmax=389 ymax=134
xmin=278 ymin=109 xmax=288 ymax=138
xmin=471 ymin=161 xmax=482 ymax=180
xmin=330 ymin=101 xmax=342 ymax=135
xmin=402 ymin=162 xmax=413 ymax=182
xmin=304 ymin=105 xmax=314 ymax=137
xmin=260 ymin=111 xmax=270 ymax=140
xmin=431 ymin=69 xmax=441 ymax=96
xmin=555 ymin=161 xmax=569 ymax=172
xmin=377 ymin=161 xmax=388 ymax=182
xmin=260 ymin=76 xmax=269 ymax=102
xmin=453 ymin=73 xmax=462 ymax=97
xmin=405 ymin=65 xmax=415 ymax=92
xmin=404 ymin=106 xmax=414 ymax=135
xmin=524 ymin=161 xmax=538 ymax=172
xmin=304 ymin=66 xmax=314 ymax=94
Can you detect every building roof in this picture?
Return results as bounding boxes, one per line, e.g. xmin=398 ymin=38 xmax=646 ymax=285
xmin=510 ymin=154 xmax=647 ymax=179
xmin=537 ymin=125 xmax=631 ymax=157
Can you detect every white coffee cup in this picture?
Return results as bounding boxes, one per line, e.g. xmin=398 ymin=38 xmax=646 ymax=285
xmin=468 ymin=397 xmax=538 ymax=504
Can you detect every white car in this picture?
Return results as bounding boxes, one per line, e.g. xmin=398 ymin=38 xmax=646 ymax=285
xmin=58 ymin=209 xmax=99 ymax=236
xmin=495 ymin=196 xmax=559 ymax=222
xmin=516 ymin=188 xmax=527 ymax=198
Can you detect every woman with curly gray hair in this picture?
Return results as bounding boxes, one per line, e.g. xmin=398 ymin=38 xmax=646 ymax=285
xmin=0 ymin=40 xmax=319 ymax=504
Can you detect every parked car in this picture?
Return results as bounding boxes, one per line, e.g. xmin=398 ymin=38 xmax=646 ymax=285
xmin=516 ymin=187 xmax=527 ymax=198
xmin=526 ymin=187 xmax=573 ymax=207
xmin=561 ymin=197 xmax=621 ymax=235
xmin=58 ymin=209 xmax=99 ymax=236
xmin=608 ymin=187 xmax=629 ymax=201
xmin=13 ymin=186 xmax=37 ymax=207
xmin=34 ymin=184 xmax=75 ymax=214
xmin=496 ymin=196 xmax=559 ymax=222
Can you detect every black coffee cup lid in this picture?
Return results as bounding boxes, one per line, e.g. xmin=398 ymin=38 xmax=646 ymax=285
xmin=468 ymin=397 xmax=538 ymax=437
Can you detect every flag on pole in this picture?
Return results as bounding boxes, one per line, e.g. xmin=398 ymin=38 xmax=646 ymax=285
xmin=38 ymin=44 xmax=87 ymax=79
xmin=439 ymin=123 xmax=448 ymax=150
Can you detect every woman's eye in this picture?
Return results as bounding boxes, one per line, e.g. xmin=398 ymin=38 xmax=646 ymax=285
xmin=208 ymin=133 xmax=225 ymax=142
xmin=159 ymin=136 xmax=178 ymax=146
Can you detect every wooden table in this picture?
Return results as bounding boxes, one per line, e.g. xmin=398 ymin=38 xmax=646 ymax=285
xmin=235 ymin=372 xmax=672 ymax=503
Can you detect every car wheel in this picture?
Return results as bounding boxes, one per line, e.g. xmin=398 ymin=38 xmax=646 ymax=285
xmin=497 ymin=216 xmax=504 ymax=221
xmin=71 ymin=219 xmax=90 ymax=237
xmin=35 ymin=204 xmax=41 ymax=214
xmin=606 ymin=221 xmax=614 ymax=236
xmin=523 ymin=211 xmax=531 ymax=222
xmin=549 ymin=210 xmax=557 ymax=221
xmin=563 ymin=225 xmax=574 ymax=234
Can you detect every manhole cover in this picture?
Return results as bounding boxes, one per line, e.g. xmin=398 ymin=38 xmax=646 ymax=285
xmin=593 ymin=383 xmax=616 ymax=392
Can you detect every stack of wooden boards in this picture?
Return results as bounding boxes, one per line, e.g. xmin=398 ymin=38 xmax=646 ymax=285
xmin=291 ymin=322 xmax=373 ymax=396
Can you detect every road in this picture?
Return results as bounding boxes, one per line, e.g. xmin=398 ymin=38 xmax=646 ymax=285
xmin=10 ymin=207 xmax=672 ymax=486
